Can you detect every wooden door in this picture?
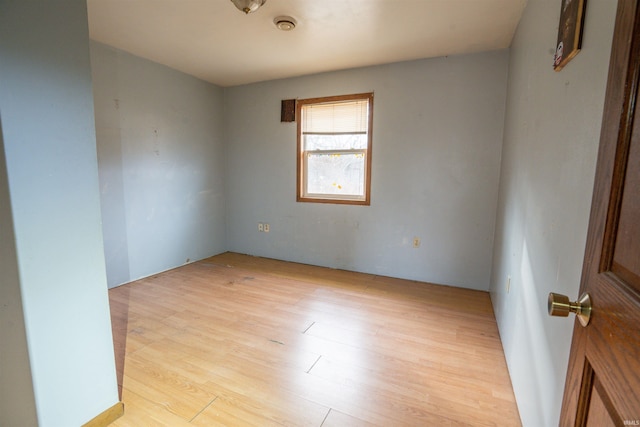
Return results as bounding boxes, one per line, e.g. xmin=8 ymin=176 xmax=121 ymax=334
xmin=559 ymin=1 xmax=640 ymax=425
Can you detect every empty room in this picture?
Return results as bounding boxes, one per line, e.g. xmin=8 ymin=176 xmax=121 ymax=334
xmin=2 ymin=1 xmax=638 ymax=426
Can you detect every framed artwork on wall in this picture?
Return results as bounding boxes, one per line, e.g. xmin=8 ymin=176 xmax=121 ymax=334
xmin=553 ymin=0 xmax=587 ymax=71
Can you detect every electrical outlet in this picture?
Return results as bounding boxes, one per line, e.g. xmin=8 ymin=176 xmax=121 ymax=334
xmin=258 ymin=223 xmax=264 ymax=232
xmin=506 ymin=275 xmax=511 ymax=293
xmin=264 ymin=223 xmax=270 ymax=233
xmin=413 ymin=237 xmax=420 ymax=248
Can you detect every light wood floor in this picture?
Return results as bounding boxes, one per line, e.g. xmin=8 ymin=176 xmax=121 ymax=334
xmin=108 ymin=252 xmax=520 ymax=426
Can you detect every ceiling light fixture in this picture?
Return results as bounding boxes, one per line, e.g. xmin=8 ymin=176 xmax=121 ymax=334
xmin=274 ymin=16 xmax=296 ymax=31
xmin=230 ymin=0 xmax=266 ymax=14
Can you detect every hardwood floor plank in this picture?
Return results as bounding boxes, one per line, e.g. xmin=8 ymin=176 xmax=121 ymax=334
xmin=321 ymin=409 xmax=378 ymax=427
xmin=109 ymin=389 xmax=192 ymax=427
xmin=191 ymin=388 xmax=330 ymax=427
xmin=108 ymin=252 xmax=520 ymax=426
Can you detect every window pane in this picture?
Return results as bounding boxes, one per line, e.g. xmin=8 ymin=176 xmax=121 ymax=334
xmin=306 ymin=152 xmax=365 ymax=196
xmin=304 ymin=134 xmax=368 ymax=151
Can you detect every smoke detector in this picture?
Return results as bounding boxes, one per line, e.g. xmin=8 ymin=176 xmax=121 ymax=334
xmin=274 ymin=16 xmax=296 ymax=31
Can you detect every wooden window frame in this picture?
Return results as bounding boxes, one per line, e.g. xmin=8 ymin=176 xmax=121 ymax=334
xmin=296 ymin=92 xmax=374 ymax=205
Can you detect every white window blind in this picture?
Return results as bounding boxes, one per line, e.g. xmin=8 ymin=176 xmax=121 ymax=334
xmin=302 ymin=100 xmax=369 ymax=135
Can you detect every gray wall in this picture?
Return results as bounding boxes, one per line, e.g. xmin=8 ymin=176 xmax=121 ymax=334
xmin=0 ymin=1 xmax=119 ymax=425
xmin=225 ymin=51 xmax=509 ymax=290
xmin=0 ymin=117 xmax=38 ymax=426
xmin=90 ymin=42 xmax=227 ymax=288
xmin=489 ymin=1 xmax=618 ymax=426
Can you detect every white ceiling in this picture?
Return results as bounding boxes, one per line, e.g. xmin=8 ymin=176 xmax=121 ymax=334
xmin=87 ymin=0 xmax=527 ymax=87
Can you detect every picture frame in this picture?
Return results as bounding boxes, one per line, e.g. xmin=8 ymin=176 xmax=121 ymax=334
xmin=553 ymin=0 xmax=587 ymax=71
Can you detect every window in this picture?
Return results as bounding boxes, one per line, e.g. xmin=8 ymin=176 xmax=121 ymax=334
xmin=297 ymin=93 xmax=373 ymax=205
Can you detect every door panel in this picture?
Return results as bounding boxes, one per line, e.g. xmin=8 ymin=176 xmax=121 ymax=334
xmin=585 ymin=377 xmax=619 ymax=427
xmin=560 ymin=0 xmax=640 ymax=425
xmin=612 ymin=120 xmax=640 ymax=290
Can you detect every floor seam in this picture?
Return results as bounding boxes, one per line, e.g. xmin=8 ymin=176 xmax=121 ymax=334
xmin=319 ymin=408 xmax=331 ymax=427
xmin=303 ymin=321 xmax=316 ymax=334
xmin=188 ymin=395 xmax=218 ymax=423
xmin=306 ymin=355 xmax=322 ymax=374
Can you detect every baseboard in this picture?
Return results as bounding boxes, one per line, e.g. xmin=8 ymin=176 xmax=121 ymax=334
xmin=82 ymin=402 xmax=124 ymax=427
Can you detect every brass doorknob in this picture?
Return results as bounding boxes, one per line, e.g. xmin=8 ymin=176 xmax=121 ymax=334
xmin=548 ymin=292 xmax=592 ymax=327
